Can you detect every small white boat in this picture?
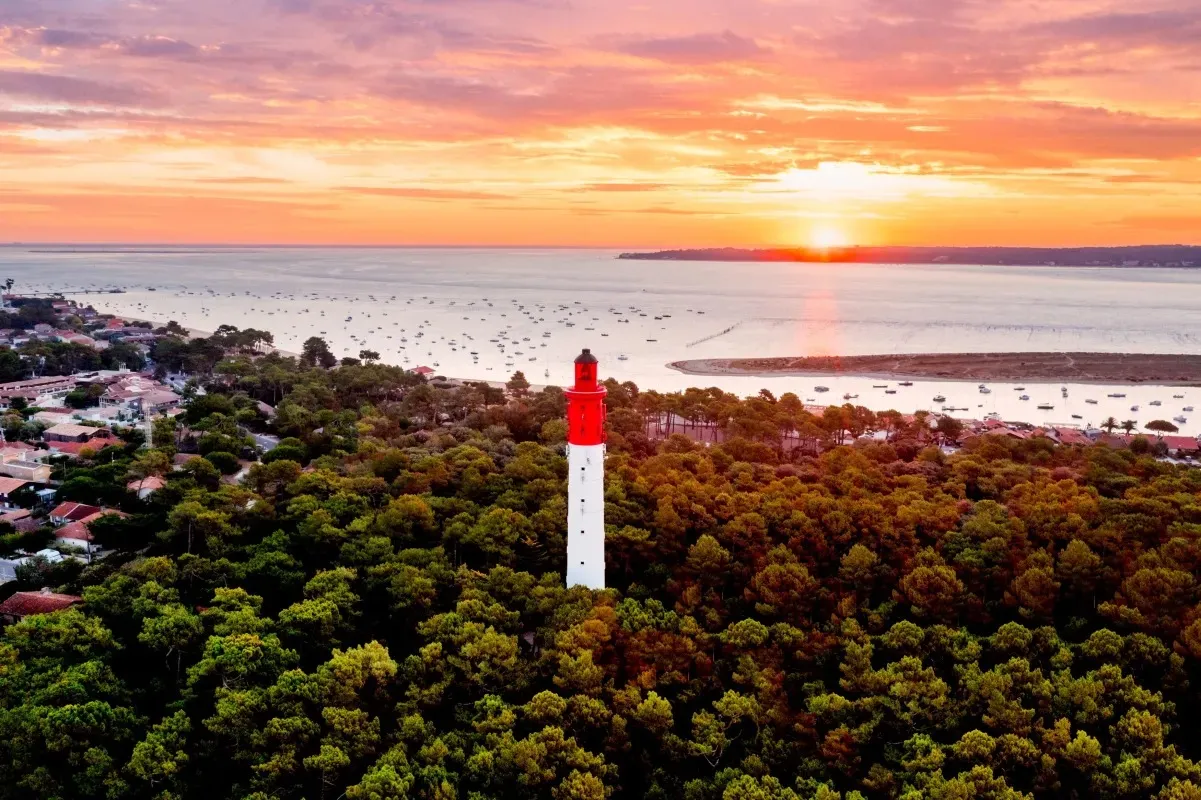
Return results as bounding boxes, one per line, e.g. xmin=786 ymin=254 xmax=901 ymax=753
xmin=1185 ymin=406 xmax=1194 ymax=412
xmin=1085 ymin=399 xmax=1098 ymax=404
xmin=1150 ymin=400 xmax=1162 ymax=407
xmin=815 ymin=386 xmax=830 ymax=392
xmin=933 ymin=395 xmax=947 ymax=402
xmin=979 ymin=387 xmax=992 ymax=394
xmin=1131 ymin=405 xmax=1139 ymax=412
xmin=1019 ymin=394 xmax=1030 ymax=400
xmin=617 ymin=354 xmax=629 ymax=361
xmin=1037 ymin=403 xmax=1054 ymax=410
xmin=1174 ymin=415 xmax=1188 ymax=424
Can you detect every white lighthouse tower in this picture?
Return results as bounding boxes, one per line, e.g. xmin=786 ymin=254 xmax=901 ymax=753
xmin=566 ymin=348 xmax=607 ymax=589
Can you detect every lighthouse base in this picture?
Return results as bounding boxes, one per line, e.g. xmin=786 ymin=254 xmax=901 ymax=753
xmin=566 ymin=443 xmax=606 ymax=589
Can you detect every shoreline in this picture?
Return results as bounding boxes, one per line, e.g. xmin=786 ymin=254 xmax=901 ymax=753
xmin=113 ymin=313 xmax=301 ymax=358
xmin=669 ymin=353 xmax=1201 ymax=387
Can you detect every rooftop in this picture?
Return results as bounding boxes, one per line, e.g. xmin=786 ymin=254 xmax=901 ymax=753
xmin=0 ymin=589 xmax=81 ymax=617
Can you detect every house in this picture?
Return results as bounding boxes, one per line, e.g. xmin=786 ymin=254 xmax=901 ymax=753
xmin=45 ymin=441 xmax=102 ymax=459
xmin=99 ymin=376 xmax=181 ymax=414
xmin=0 ymin=588 xmax=81 ymax=625
xmin=49 ymin=501 xmax=102 ymax=526
xmin=0 ymin=508 xmax=37 ymax=533
xmin=127 ymin=475 xmax=165 ymax=499
xmin=54 ymin=509 xmax=127 ymax=556
xmin=1158 ymin=435 xmax=1201 ymax=456
xmin=32 ymin=410 xmax=75 ymax=427
xmin=42 ymin=423 xmax=114 ymax=444
xmin=0 ymin=375 xmax=77 ymax=407
xmin=413 ymin=366 xmax=436 ymax=376
xmin=173 ymin=453 xmax=202 ymax=469
xmin=1049 ymin=427 xmax=1093 ymax=446
xmin=0 ymin=478 xmax=28 ymax=509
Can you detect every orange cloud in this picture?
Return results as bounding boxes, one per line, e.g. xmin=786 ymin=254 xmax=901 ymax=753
xmin=0 ymin=0 xmax=1199 ymax=244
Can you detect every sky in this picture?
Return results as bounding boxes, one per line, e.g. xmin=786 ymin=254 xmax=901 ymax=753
xmin=1 ymin=0 xmax=1200 ymax=246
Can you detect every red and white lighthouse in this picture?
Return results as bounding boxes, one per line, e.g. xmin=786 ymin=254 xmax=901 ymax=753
xmin=565 ymin=348 xmax=607 ymax=589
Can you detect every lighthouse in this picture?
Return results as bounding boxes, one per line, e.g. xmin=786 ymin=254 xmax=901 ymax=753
xmin=565 ymin=348 xmax=607 ymax=589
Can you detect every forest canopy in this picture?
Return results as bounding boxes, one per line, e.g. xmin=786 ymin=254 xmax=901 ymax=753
xmin=3 ymin=348 xmax=1201 ymax=800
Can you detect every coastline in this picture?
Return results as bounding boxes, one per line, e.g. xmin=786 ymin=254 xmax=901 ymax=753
xmin=669 ymin=353 xmax=1201 ymax=386
xmin=113 ymin=313 xmax=301 ymax=358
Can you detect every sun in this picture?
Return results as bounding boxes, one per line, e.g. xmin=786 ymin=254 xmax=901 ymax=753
xmin=809 ymin=225 xmax=850 ymax=250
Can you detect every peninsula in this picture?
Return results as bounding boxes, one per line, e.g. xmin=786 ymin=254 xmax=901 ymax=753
xmin=670 ymin=352 xmax=1201 ymax=384
xmin=621 ymin=245 xmax=1201 ymax=267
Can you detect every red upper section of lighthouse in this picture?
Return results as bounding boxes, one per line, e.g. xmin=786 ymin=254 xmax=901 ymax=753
xmin=566 ymin=349 xmax=606 ymax=445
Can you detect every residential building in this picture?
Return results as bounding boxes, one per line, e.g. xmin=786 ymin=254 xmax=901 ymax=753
xmin=127 ymin=475 xmax=165 ymax=499
xmin=49 ymin=501 xmax=102 ymax=526
xmin=100 ymin=376 xmax=181 ymax=414
xmin=32 ymin=410 xmax=75 ymax=427
xmin=0 ymin=588 xmax=81 ymax=625
xmin=0 ymin=375 xmax=77 ymax=407
xmin=0 ymin=477 xmax=28 ymax=509
xmin=0 ymin=457 xmax=49 ymax=486
xmin=42 ymin=423 xmax=114 ymax=444
xmin=54 ymin=509 xmax=127 ymax=557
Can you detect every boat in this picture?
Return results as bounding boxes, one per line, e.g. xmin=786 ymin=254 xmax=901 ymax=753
xmin=899 ymin=381 xmax=913 ymax=387
xmin=1071 ymin=414 xmax=1083 ymax=419
xmin=1150 ymin=400 xmax=1162 ymax=406
xmin=1085 ymin=399 xmax=1098 ymax=404
xmin=617 ymin=354 xmax=629 ymax=361
xmin=814 ymin=386 xmax=830 ymax=393
xmin=843 ymin=393 xmax=858 ymax=400
xmin=873 ymin=384 xmax=888 ymax=389
xmin=1019 ymin=394 xmax=1030 ymax=400
xmin=1174 ymin=415 xmax=1188 ymax=424
xmin=1014 ymin=387 xmax=1026 ymax=391
xmin=1185 ymin=406 xmax=1194 ymax=412
xmin=885 ymin=389 xmax=897 ymax=394
xmin=1108 ymin=393 xmax=1126 ymax=398
xmin=1037 ymin=403 xmax=1054 ymax=410
xmin=979 ymin=387 xmax=992 ymax=394
xmin=1131 ymin=405 xmax=1139 ymax=412
xmin=1172 ymin=394 xmax=1184 ymax=399
xmin=933 ymin=395 xmax=947 ymax=402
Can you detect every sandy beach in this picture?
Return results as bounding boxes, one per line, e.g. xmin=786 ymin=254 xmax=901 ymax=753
xmin=669 ymin=352 xmax=1201 ymax=385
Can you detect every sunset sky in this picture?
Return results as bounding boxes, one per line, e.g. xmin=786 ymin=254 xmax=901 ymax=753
xmin=2 ymin=0 xmax=1200 ymax=246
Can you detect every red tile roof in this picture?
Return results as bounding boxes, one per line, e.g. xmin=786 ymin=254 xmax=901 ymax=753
xmin=54 ymin=509 xmax=127 ymax=542
xmin=0 ymin=477 xmax=28 ymax=495
xmin=47 ymin=441 xmax=99 ymax=457
xmin=50 ymin=502 xmax=102 ymax=522
xmin=1160 ymin=435 xmax=1201 ymax=451
xmin=0 ymin=590 xmax=81 ymax=617
xmin=127 ymin=476 xmax=165 ymax=492
xmin=55 ymin=521 xmax=93 ymax=541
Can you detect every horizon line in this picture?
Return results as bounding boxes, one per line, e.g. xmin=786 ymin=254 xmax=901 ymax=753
xmin=2 ymin=242 xmax=1198 ymax=250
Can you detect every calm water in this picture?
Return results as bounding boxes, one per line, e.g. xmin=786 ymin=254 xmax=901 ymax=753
xmin=8 ymin=246 xmax=1201 ymax=435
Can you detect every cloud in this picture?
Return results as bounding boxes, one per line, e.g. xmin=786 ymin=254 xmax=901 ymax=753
xmin=613 ymin=31 xmax=765 ymax=64
xmin=185 ymin=177 xmax=295 ymax=184
xmin=0 ymin=69 xmax=165 ymax=107
xmin=577 ymin=183 xmax=669 ymax=192
xmin=336 ymin=186 xmax=511 ymax=200
xmin=4 ymin=0 xmax=1201 ymax=244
